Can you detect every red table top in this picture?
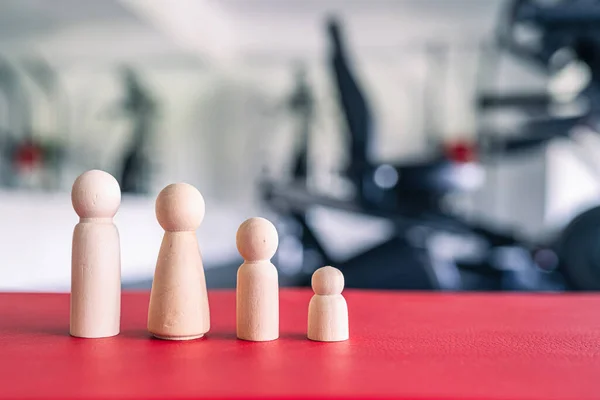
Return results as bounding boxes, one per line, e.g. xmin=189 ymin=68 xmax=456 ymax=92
xmin=0 ymin=290 xmax=599 ymax=400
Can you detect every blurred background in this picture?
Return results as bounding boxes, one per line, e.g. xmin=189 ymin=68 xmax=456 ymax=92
xmin=2 ymin=0 xmax=600 ymax=292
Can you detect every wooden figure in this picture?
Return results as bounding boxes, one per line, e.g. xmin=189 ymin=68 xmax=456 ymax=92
xmin=308 ymin=266 xmax=349 ymax=342
xmin=236 ymin=217 xmax=279 ymax=341
xmin=70 ymin=169 xmax=122 ymax=338
xmin=147 ymin=183 xmax=210 ymax=340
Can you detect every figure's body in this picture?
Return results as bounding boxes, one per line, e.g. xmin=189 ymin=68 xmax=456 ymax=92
xmin=70 ymin=170 xmax=122 ymax=338
xmin=308 ymin=266 xmax=349 ymax=342
xmin=147 ymin=183 xmax=210 ymax=340
xmin=236 ymin=217 xmax=279 ymax=341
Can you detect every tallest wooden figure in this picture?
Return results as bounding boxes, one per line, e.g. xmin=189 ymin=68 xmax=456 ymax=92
xmin=70 ymin=169 xmax=122 ymax=338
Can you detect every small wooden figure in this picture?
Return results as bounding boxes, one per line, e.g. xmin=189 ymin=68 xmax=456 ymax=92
xmin=147 ymin=183 xmax=210 ymax=340
xmin=308 ymin=266 xmax=349 ymax=342
xmin=70 ymin=169 xmax=122 ymax=338
xmin=236 ymin=217 xmax=279 ymax=341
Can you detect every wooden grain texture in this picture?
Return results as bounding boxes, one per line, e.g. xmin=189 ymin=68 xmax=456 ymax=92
xmin=236 ymin=260 xmax=279 ymax=341
xmin=148 ymin=183 xmax=210 ymax=340
xmin=236 ymin=217 xmax=279 ymax=341
xmin=148 ymin=232 xmax=210 ymax=340
xmin=308 ymin=266 xmax=349 ymax=341
xmin=70 ymin=170 xmax=121 ymax=338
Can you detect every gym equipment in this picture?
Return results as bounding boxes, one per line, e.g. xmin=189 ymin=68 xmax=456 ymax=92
xmin=20 ymin=57 xmax=68 ymax=190
xmin=0 ymin=56 xmax=55 ymax=190
xmin=480 ymin=0 xmax=600 ymax=290
xmin=0 ymin=56 xmax=23 ymax=187
xmin=287 ymin=64 xmax=314 ymax=182
xmin=479 ymin=0 xmax=600 ymax=154
xmin=263 ymin=16 xmax=565 ymax=291
xmin=115 ymin=67 xmax=157 ymax=194
xmin=264 ymin=2 xmax=600 ymax=291
xmin=0 ymin=56 xmax=158 ymax=193
xmin=326 ymin=19 xmax=471 ymax=215
xmin=0 ymin=55 xmax=77 ymax=191
xmin=498 ymin=0 xmax=600 ymax=75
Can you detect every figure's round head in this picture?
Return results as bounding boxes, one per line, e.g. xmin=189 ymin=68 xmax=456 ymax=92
xmin=312 ymin=266 xmax=344 ymax=295
xmin=71 ymin=170 xmax=121 ymax=219
xmin=155 ymin=183 xmax=205 ymax=231
xmin=236 ymin=217 xmax=279 ymax=261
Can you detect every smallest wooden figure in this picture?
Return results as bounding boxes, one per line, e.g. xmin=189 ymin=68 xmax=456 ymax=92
xmin=308 ymin=266 xmax=349 ymax=342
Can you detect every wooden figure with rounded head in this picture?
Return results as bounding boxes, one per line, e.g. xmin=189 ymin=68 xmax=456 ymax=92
xmin=147 ymin=183 xmax=210 ymax=340
xmin=308 ymin=266 xmax=349 ymax=342
xmin=70 ymin=169 xmax=122 ymax=338
xmin=236 ymin=217 xmax=279 ymax=341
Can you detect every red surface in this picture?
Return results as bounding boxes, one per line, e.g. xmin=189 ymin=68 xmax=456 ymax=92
xmin=0 ymin=291 xmax=599 ymax=400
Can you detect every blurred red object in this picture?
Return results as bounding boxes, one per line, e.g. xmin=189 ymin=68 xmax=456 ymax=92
xmin=445 ymin=139 xmax=477 ymax=163
xmin=13 ymin=140 xmax=43 ymax=171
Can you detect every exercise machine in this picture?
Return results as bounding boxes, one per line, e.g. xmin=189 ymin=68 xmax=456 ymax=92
xmin=264 ymin=1 xmax=600 ymax=291
xmin=114 ymin=67 xmax=157 ymax=194
xmin=478 ymin=0 xmax=600 ymax=290
xmin=264 ymin=16 xmax=559 ymax=291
